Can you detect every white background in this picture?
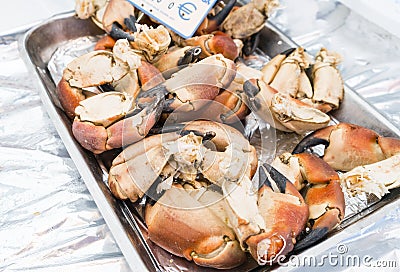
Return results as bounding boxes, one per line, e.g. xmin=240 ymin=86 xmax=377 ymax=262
xmin=0 ymin=0 xmax=74 ymax=35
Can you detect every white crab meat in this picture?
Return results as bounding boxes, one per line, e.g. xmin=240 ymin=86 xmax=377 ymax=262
xmin=163 ymin=133 xmax=206 ymax=182
xmin=340 ymin=153 xmax=400 ymax=199
xmin=75 ymin=92 xmax=133 ymax=126
xmin=222 ymin=176 xmax=265 ymax=248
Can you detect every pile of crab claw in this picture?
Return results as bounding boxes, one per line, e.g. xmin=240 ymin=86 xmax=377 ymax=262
xmin=54 ymin=0 xmax=400 ymax=269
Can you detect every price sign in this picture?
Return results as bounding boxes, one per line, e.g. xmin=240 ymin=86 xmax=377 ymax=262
xmin=127 ymin=0 xmax=217 ymax=38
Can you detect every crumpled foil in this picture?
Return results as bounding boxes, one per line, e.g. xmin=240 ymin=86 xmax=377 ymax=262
xmin=1 ymin=0 xmax=400 ymax=271
xmin=0 ymin=34 xmax=130 ymax=271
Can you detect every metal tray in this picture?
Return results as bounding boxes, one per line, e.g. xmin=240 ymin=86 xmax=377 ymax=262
xmin=20 ymin=11 xmax=400 ymax=272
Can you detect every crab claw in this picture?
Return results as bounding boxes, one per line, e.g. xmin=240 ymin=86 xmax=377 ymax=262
xmin=180 ymin=31 xmax=241 ymax=60
xmin=102 ymin=0 xmax=137 ymax=40
xmin=145 ymin=187 xmax=247 ymax=269
xmin=152 ymin=46 xmax=202 ymax=75
xmin=271 ymin=152 xmax=345 ymax=250
xmin=94 ymin=35 xmax=116 ymax=51
xmin=311 ymin=48 xmax=344 ymax=112
xmin=138 ymin=54 xmax=237 ymax=113
xmin=293 ymin=123 xmax=400 ymax=171
xmin=72 ymin=91 xmax=164 ymax=154
xmin=108 ymin=131 xmax=180 ymax=202
xmin=243 ymin=78 xmax=331 ymax=134
xmin=196 ymin=0 xmax=237 ymax=35
xmin=245 ymin=163 xmax=309 ymax=265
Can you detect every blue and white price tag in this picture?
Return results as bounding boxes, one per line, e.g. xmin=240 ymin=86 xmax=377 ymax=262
xmin=127 ymin=0 xmax=217 ymax=38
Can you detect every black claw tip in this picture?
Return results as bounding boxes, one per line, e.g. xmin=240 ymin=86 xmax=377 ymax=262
xmin=259 ymin=164 xmax=288 ymax=193
xmin=149 ymin=123 xmax=186 ymax=135
xmin=243 ymin=80 xmax=261 ymax=99
xmin=281 ymin=47 xmax=296 ymax=57
xmin=145 ymin=175 xmax=167 ymax=204
xmin=124 ymin=15 xmax=137 ymax=33
xmin=292 ymin=133 xmax=329 ymax=154
xmin=110 ymin=23 xmax=135 ymax=41
xmin=293 ymin=227 xmax=329 ymax=252
xmin=177 ymin=46 xmax=202 ymax=67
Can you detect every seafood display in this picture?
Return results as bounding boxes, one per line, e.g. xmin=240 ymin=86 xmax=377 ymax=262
xmin=108 ymin=120 xmax=345 ymax=268
xmin=39 ymin=0 xmax=400 ymax=270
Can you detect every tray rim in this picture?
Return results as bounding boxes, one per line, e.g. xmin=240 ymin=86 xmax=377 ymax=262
xmin=19 ymin=11 xmax=400 ymax=272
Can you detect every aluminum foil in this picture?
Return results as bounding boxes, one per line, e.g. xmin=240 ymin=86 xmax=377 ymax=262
xmin=0 ymin=34 xmax=130 ymax=271
xmin=1 ymin=0 xmax=400 ymax=271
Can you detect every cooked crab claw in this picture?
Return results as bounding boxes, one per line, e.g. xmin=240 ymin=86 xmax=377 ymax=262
xmin=293 ymin=122 xmax=400 ymax=171
xmin=196 ymin=0 xmax=237 ymax=35
xmin=145 ymin=186 xmax=247 ymax=269
xmin=243 ymin=78 xmax=331 ymax=134
xmin=177 ymin=31 xmax=241 ymax=61
xmin=293 ymin=123 xmax=400 ymax=199
xmin=56 ymin=39 xmax=163 ymax=119
xmin=260 ymin=47 xmax=344 ymax=113
xmin=271 ymin=152 xmax=345 ymax=250
xmin=138 ymin=54 xmax=237 ymax=113
xmin=109 ymin=14 xmax=137 ymax=41
xmin=152 ymin=46 xmax=202 ymax=76
xmin=340 ymin=153 xmax=400 ymax=199
xmin=101 ymin=0 xmax=137 ymax=36
xmin=245 ymin=163 xmax=309 ymax=265
xmin=72 ymin=91 xmax=164 ymax=154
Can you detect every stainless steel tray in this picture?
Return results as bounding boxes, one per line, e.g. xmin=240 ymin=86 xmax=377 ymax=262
xmin=20 ymin=11 xmax=400 ymax=272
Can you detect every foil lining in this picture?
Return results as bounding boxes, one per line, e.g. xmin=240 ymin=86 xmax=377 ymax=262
xmin=0 ymin=35 xmax=130 ymax=271
xmin=1 ymin=0 xmax=400 ymax=271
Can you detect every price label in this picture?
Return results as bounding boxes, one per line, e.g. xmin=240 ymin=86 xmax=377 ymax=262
xmin=127 ymin=0 xmax=217 ymax=38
